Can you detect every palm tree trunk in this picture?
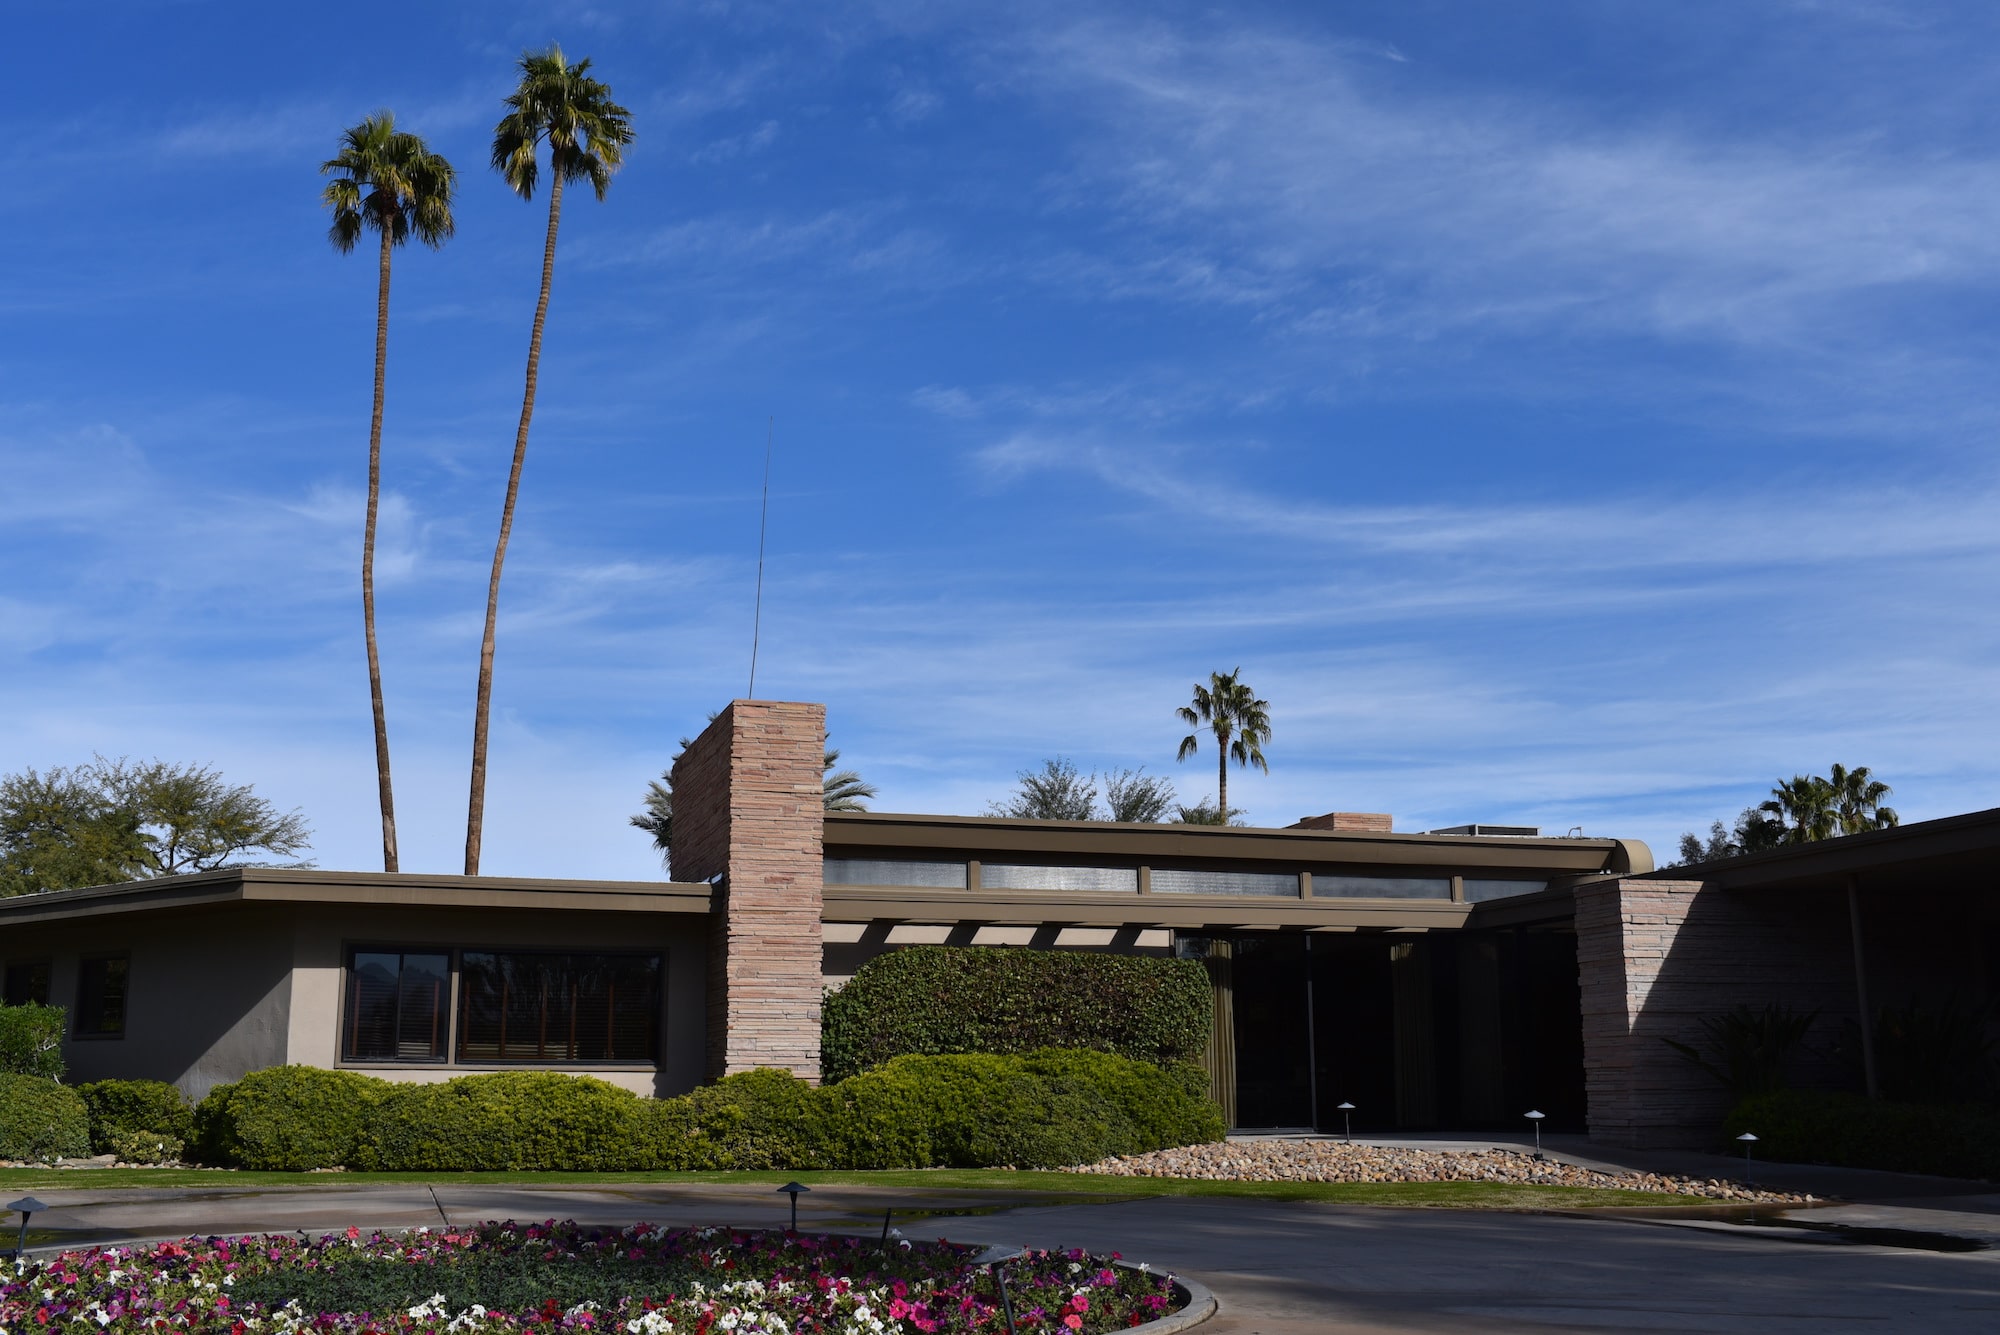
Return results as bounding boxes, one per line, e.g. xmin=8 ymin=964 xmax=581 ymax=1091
xmin=1217 ymin=743 xmax=1227 ymax=821
xmin=365 ymin=225 xmax=399 ymax=873
xmin=466 ymin=173 xmax=565 ymax=875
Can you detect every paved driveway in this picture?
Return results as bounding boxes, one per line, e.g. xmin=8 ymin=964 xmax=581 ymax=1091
xmin=14 ymin=1182 xmax=2000 ymax=1333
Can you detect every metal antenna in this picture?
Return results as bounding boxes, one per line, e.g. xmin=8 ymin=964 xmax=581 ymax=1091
xmin=747 ymin=416 xmax=773 ymax=698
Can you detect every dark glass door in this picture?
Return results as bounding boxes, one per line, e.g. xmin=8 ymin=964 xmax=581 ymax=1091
xmin=1230 ymin=933 xmax=1313 ymax=1128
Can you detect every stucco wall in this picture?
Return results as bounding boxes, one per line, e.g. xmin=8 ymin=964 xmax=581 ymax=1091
xmin=5 ymin=903 xmax=295 ymax=1101
xmin=6 ymin=898 xmax=710 ymax=1100
xmin=285 ymin=902 xmax=709 ymax=1097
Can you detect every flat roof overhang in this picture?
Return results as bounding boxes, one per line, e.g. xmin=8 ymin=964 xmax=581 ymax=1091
xmin=825 ymin=811 xmax=1650 ymax=877
xmin=0 ymin=867 xmax=717 ymax=926
xmin=1643 ymin=805 xmax=2000 ymax=896
xmin=824 ymin=881 xmax=1579 ymax=931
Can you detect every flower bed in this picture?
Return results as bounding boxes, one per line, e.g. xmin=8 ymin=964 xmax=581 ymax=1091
xmin=0 ymin=1221 xmax=1182 ymax=1334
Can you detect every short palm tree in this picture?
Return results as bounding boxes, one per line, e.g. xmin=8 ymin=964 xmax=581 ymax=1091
xmin=1828 ymin=763 xmax=1898 ymax=835
xmin=321 ymin=113 xmax=456 ymax=874
xmin=1761 ymin=773 xmax=1837 ymax=844
xmin=1176 ymin=669 xmax=1272 ymax=819
xmin=822 ymin=749 xmax=877 ymax=812
xmin=466 ymin=47 xmax=634 ymax=875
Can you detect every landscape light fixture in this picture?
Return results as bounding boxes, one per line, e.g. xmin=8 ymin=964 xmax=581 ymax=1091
xmin=1524 ymin=1110 xmax=1547 ymax=1160
xmin=8 ymin=1197 xmax=46 ymax=1274
xmin=1737 ymin=1132 xmax=1758 ymax=1185
xmin=1337 ymin=1102 xmax=1355 ymax=1143
xmin=971 ymin=1245 xmax=1026 ymax=1335
xmin=776 ymin=1181 xmax=810 ymax=1232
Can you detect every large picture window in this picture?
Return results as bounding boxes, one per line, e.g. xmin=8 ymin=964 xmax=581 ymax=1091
xmin=344 ymin=950 xmax=452 ymax=1062
xmin=456 ymin=952 xmax=661 ymax=1064
xmin=73 ymin=955 xmax=129 ymax=1038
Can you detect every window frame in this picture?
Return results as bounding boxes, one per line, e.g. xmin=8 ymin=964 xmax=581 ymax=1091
xmin=71 ymin=953 xmax=131 ymax=1040
xmin=335 ymin=944 xmax=666 ymax=1071
xmin=454 ymin=947 xmax=665 ymax=1068
xmin=340 ymin=946 xmax=456 ymax=1066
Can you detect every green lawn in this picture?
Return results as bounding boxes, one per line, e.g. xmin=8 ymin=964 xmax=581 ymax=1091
xmin=0 ymin=1165 xmax=1696 ymax=1209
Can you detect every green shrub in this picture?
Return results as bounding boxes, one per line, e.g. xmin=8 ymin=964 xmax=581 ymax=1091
xmin=1726 ymin=1089 xmax=2000 ymax=1180
xmin=674 ymin=1068 xmax=834 ymax=1170
xmin=0 ymin=1002 xmax=66 ymax=1080
xmin=359 ymin=1072 xmax=646 ymax=1172
xmin=79 ymin=1079 xmax=194 ymax=1153
xmin=109 ymin=1128 xmax=184 ymax=1165
xmin=1017 ymin=1049 xmax=1224 ymax=1152
xmin=193 ymin=1066 xmax=388 ymax=1170
xmin=0 ymin=1072 xmax=91 ymax=1161
xmin=821 ymin=946 xmax=1213 ymax=1083
xmin=182 ymin=1050 xmax=1222 ymax=1173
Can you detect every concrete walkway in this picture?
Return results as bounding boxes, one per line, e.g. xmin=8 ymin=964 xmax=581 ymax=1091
xmin=12 ymin=1174 xmax=2000 ymax=1333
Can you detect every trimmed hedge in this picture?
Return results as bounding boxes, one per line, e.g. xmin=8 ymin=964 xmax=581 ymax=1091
xmin=820 ymin=946 xmax=1213 ymax=1084
xmin=0 ymin=1073 xmax=91 ymax=1161
xmin=358 ymin=1072 xmax=650 ymax=1172
xmin=0 ymin=1002 xmax=66 ymax=1080
xmin=1726 ymin=1089 xmax=2000 ymax=1181
xmin=194 ymin=1066 xmax=386 ymax=1171
xmin=190 ymin=1051 xmax=1224 ymax=1172
xmin=79 ymin=1079 xmax=194 ymax=1154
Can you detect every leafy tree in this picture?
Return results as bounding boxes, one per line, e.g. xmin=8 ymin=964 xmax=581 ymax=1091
xmin=988 ymin=758 xmax=1097 ymax=821
xmin=1103 ymin=768 xmax=1177 ymax=823
xmin=321 ymin=113 xmax=456 ymax=874
xmin=467 ymin=47 xmax=634 ymax=875
xmin=1 ymin=759 xmax=310 ymax=896
xmin=1175 ymin=668 xmax=1271 ymax=820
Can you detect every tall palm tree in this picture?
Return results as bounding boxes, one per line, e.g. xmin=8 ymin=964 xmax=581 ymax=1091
xmin=465 ymin=47 xmax=634 ymax=875
xmin=1175 ymin=668 xmax=1272 ymax=819
xmin=1828 ymin=763 xmax=1898 ymax=835
xmin=321 ymin=114 xmax=456 ymax=874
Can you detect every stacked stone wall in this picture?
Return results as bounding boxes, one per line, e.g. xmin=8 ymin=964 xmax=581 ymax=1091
xmin=671 ymin=700 xmax=827 ymax=1083
xmin=1577 ymin=877 xmax=1857 ymax=1148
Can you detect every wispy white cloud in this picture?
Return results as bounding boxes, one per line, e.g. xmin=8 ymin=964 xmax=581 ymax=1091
xmin=990 ymin=16 xmax=2000 ymax=409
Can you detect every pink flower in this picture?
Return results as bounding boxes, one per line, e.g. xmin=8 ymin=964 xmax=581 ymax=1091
xmin=1063 ymin=1316 xmax=1084 ymax=1331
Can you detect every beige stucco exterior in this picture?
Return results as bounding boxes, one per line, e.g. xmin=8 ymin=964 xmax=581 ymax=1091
xmin=1 ymin=872 xmax=713 ymax=1101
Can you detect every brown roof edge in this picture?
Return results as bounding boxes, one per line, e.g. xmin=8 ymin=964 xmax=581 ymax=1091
xmin=0 ymin=867 xmax=715 ymax=923
xmin=826 ymin=810 xmax=1648 ymax=866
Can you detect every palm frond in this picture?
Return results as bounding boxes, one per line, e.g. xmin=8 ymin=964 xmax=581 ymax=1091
xmin=320 ymin=112 xmax=458 ymax=255
xmin=491 ymin=45 xmax=635 ymax=203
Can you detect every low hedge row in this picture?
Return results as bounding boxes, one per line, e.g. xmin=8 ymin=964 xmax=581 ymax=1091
xmin=1726 ymin=1089 xmax=2000 ymax=1180
xmin=821 ymin=946 xmax=1213 ymax=1084
xmin=194 ymin=1050 xmax=1223 ymax=1172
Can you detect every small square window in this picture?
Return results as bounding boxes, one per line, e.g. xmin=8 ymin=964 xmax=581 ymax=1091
xmin=3 ymin=960 xmax=52 ymax=1007
xmin=74 ymin=956 xmax=130 ymax=1038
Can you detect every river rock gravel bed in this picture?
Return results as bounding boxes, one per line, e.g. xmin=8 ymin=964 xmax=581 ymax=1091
xmin=1075 ymin=1139 xmax=1816 ymax=1203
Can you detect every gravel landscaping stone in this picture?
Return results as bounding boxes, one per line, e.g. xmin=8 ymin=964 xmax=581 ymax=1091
xmin=1075 ymin=1139 xmax=1817 ymax=1203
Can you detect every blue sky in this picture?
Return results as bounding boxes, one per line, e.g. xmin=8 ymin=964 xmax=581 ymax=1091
xmin=6 ymin=0 xmax=2000 ymax=877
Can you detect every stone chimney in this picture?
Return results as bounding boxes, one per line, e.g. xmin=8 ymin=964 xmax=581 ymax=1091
xmin=1290 ymin=811 xmax=1394 ymax=833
